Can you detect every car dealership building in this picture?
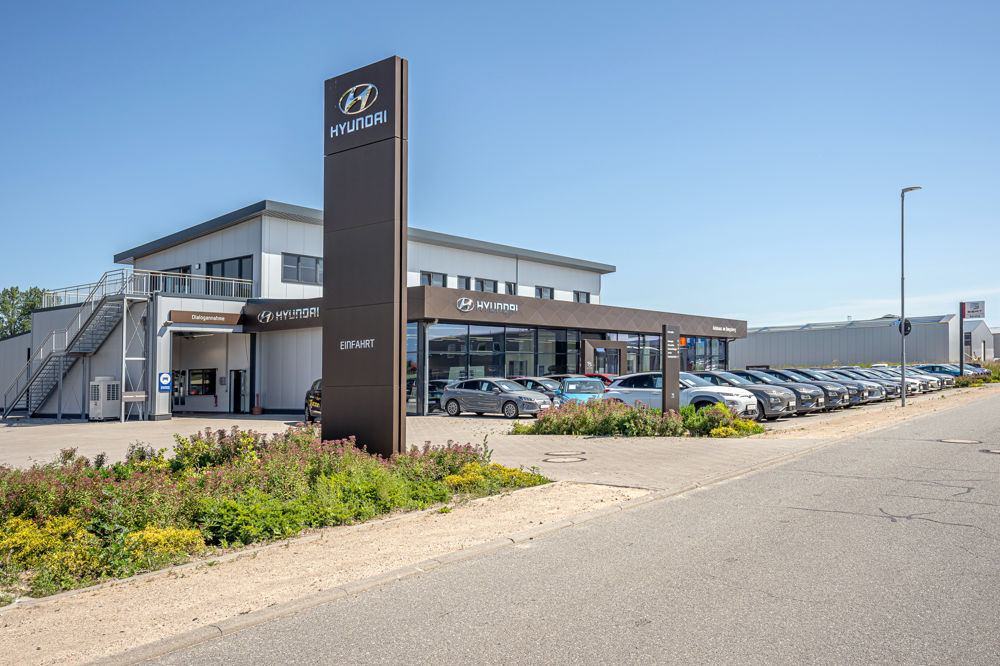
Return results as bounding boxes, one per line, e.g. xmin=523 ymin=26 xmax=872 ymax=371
xmin=1 ymin=200 xmax=746 ymax=421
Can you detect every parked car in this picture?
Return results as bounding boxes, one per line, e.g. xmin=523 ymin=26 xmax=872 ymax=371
xmin=808 ymin=368 xmax=885 ymax=402
xmin=862 ymin=367 xmax=923 ymax=394
xmin=604 ymin=371 xmax=758 ymax=419
xmin=905 ymin=366 xmax=956 ymax=387
xmin=877 ymin=367 xmax=931 ymax=392
xmin=727 ymin=369 xmax=826 ymax=414
xmin=830 ymin=368 xmax=902 ymax=398
xmin=759 ymin=368 xmax=851 ymax=409
xmin=892 ymin=367 xmax=943 ymax=390
xmin=583 ymin=373 xmax=617 ymax=386
xmin=553 ymin=377 xmax=607 ymax=406
xmin=441 ymin=377 xmax=551 ymax=418
xmin=916 ymin=363 xmax=967 ymax=378
xmin=795 ymin=368 xmax=878 ymax=404
xmin=305 ymin=378 xmax=322 ymax=422
xmin=427 ymin=379 xmax=453 ymax=411
xmin=544 ymin=373 xmax=589 ymax=382
xmin=510 ymin=376 xmax=561 ymax=401
xmin=693 ymin=371 xmax=797 ymax=420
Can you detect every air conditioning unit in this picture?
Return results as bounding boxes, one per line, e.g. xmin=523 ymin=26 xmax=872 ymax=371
xmin=89 ymin=377 xmax=121 ymax=421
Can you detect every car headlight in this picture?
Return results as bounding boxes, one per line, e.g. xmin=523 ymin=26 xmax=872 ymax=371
xmin=768 ymin=396 xmax=781 ymax=404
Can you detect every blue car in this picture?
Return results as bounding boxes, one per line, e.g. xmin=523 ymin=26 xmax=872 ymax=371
xmin=553 ymin=378 xmax=607 ymax=407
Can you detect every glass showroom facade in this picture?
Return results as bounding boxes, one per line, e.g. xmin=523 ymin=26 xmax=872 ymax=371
xmin=404 ymin=321 xmax=729 ymax=414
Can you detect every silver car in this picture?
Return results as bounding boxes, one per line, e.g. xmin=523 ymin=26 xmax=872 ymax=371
xmin=441 ymin=377 xmax=552 ymax=418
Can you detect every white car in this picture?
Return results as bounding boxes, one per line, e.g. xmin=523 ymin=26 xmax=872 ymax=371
xmin=604 ymin=372 xmax=759 ymax=419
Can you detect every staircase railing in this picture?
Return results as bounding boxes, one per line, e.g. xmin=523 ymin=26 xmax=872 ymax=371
xmin=4 ymin=268 xmax=253 ymax=417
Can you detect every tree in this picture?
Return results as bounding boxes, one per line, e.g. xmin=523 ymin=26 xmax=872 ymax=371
xmin=0 ymin=286 xmax=44 ymax=338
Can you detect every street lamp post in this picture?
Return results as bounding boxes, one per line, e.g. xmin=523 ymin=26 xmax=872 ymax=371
xmin=900 ymin=186 xmax=921 ymax=407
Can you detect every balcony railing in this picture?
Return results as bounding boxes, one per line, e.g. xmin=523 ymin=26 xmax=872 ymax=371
xmin=42 ymin=269 xmax=254 ymax=308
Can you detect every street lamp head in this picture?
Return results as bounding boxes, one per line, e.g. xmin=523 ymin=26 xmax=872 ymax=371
xmin=901 ymin=186 xmax=922 ymax=194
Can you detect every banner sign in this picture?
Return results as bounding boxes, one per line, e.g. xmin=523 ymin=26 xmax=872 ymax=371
xmin=961 ymin=301 xmax=985 ymax=319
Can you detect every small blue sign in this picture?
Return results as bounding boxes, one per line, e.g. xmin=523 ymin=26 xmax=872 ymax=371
xmin=158 ymin=372 xmax=172 ymax=393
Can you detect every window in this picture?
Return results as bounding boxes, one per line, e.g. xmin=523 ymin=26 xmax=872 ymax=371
xmin=420 ymin=271 xmax=447 ymax=287
xmin=474 ymin=278 xmax=497 ymax=293
xmin=153 ymin=266 xmax=191 ymax=294
xmin=505 ymin=282 xmax=517 ymax=295
xmin=206 ymin=255 xmax=252 ymax=297
xmin=535 ymin=286 xmax=554 ymax=299
xmin=188 ymin=369 xmax=217 ymax=396
xmin=457 ymin=276 xmax=471 ymax=290
xmin=573 ymin=291 xmax=590 ymax=303
xmin=282 ymin=253 xmax=323 ymax=285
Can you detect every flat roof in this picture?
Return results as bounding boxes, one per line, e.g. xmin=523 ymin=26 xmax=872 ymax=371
xmin=114 ymin=200 xmax=616 ymax=274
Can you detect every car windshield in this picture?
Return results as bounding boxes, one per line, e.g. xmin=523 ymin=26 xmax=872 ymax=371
xmin=777 ymin=369 xmax=811 ymax=382
xmin=563 ymin=380 xmax=605 ymax=394
xmin=749 ymin=372 xmax=780 ymax=385
xmin=495 ymin=380 xmax=526 ymax=392
xmin=816 ymin=370 xmax=842 ymax=379
xmin=679 ymin=372 xmax=713 ymax=387
xmin=717 ymin=372 xmax=752 ymax=385
xmin=537 ymin=379 xmax=560 ymax=390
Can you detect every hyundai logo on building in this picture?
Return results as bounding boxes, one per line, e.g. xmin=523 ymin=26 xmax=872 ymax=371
xmin=455 ymin=297 xmax=518 ymax=314
xmin=257 ymin=311 xmax=274 ymax=324
xmin=339 ymin=83 xmax=378 ymax=115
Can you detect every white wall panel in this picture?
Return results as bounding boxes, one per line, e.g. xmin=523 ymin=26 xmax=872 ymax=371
xmin=258 ymin=328 xmax=321 ymax=412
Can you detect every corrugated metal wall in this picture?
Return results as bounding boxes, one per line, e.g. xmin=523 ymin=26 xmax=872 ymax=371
xmin=729 ymin=320 xmax=953 ymax=368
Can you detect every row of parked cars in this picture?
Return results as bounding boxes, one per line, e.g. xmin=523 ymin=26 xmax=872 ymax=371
xmin=433 ymin=363 xmax=973 ymax=420
xmin=304 ymin=362 xmax=984 ymax=422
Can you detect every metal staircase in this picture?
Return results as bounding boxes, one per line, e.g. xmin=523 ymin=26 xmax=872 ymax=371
xmin=3 ymin=268 xmax=253 ymax=420
xmin=2 ymin=272 xmax=132 ymax=419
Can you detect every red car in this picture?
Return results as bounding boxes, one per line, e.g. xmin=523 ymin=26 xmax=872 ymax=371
xmin=584 ymin=373 xmax=617 ymax=386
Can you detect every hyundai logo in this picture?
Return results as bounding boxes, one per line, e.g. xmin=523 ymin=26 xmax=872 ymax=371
xmin=257 ymin=311 xmax=274 ymax=324
xmin=338 ymin=83 xmax=378 ymax=115
xmin=456 ymin=297 xmax=474 ymax=313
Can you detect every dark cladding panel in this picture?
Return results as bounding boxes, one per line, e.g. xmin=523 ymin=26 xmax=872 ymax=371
xmin=324 ymin=220 xmax=403 ymax=309
xmin=323 ymin=56 xmax=407 ymax=457
xmin=661 ymin=324 xmax=681 ymax=414
xmin=323 ymin=302 xmax=403 ymax=382
xmin=324 ymin=140 xmax=404 ymax=229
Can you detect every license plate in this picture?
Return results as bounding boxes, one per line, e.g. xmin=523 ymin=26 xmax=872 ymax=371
xmin=540 ymin=404 xmax=550 ymax=409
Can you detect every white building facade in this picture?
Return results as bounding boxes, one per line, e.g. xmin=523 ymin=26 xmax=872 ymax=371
xmin=1 ymin=201 xmax=744 ymax=421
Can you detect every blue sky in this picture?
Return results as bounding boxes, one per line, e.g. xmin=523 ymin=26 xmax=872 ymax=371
xmin=1 ymin=1 xmax=997 ymax=327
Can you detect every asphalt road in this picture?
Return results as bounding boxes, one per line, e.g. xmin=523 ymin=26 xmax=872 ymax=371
xmin=156 ymin=395 xmax=1000 ymax=665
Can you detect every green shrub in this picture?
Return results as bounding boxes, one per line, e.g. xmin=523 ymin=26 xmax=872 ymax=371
xmin=0 ymin=425 xmax=549 ymax=596
xmin=515 ymin=400 xmax=685 ymax=437
xmin=709 ymin=426 xmax=738 ymax=438
xmin=954 ymin=376 xmax=984 ymax=388
xmin=197 ymin=489 xmax=308 ymax=546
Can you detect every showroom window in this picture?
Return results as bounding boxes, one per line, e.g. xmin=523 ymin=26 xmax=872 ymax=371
xmin=281 ymin=253 xmax=323 ymax=285
xmin=505 ymin=282 xmax=517 ymax=295
xmin=152 ymin=265 xmax=191 ymax=294
xmin=457 ymin=276 xmax=471 ymax=290
xmin=573 ymin=291 xmax=590 ymax=303
xmin=535 ymin=286 xmax=554 ymax=299
xmin=474 ymin=278 xmax=498 ymax=293
xmin=188 ymin=369 xmax=217 ymax=396
xmin=420 ymin=271 xmax=447 ymax=287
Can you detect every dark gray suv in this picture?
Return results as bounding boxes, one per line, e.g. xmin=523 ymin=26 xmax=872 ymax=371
xmin=441 ymin=378 xmax=552 ymax=418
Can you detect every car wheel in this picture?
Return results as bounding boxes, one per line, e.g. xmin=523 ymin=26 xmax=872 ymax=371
xmin=756 ymin=401 xmax=766 ymax=422
xmin=475 ymin=412 xmax=484 ymax=416
xmin=304 ymin=404 xmax=312 ymax=422
xmin=502 ymin=401 xmax=518 ymax=419
xmin=446 ymin=400 xmax=461 ymax=417
xmin=693 ymin=401 xmax=713 ymax=411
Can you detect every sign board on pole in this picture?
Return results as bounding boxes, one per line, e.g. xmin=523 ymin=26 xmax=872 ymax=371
xmin=961 ymin=301 xmax=985 ymax=319
xmin=322 ymin=56 xmax=407 ymax=457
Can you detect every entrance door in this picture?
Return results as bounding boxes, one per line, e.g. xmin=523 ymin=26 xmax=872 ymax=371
xmin=593 ymin=349 xmax=620 ymax=375
xmin=172 ymin=370 xmax=186 ymax=409
xmin=230 ymin=370 xmax=248 ymax=414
